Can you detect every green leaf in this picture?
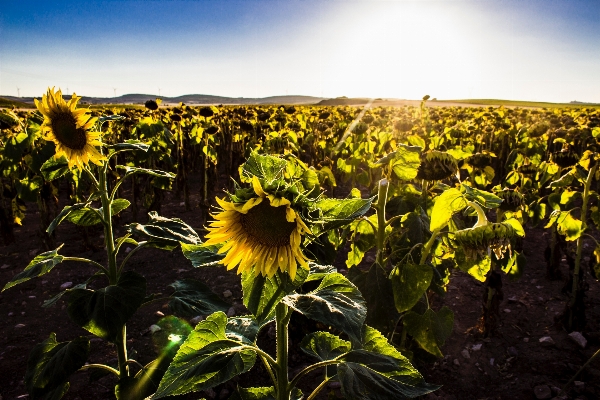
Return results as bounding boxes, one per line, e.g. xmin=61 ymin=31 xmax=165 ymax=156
xmin=151 ymin=312 xmax=256 ymax=399
xmin=242 ymin=270 xmax=303 ymax=326
xmin=403 ymin=307 xmax=454 ymax=358
xmin=499 ymin=250 xmax=526 ymax=281
xmin=25 ymin=333 xmax=89 ymax=399
xmin=430 ymin=188 xmax=467 ymax=232
xmin=545 ymin=211 xmax=583 ymax=241
xmin=361 ymin=326 xmax=425 ymax=385
xmin=503 ymin=217 xmax=525 ymax=237
xmin=548 ymin=169 xmax=575 ymax=188
xmin=66 ymin=199 xmax=130 ymax=227
xmin=47 ymin=203 xmax=88 ymax=235
xmin=67 ymin=271 xmax=146 ymax=341
xmin=380 ymin=144 xmax=422 ymax=181
xmin=16 ymin=176 xmax=42 ymax=202
xmin=337 ymin=362 xmax=440 ymax=400
xmin=456 ymin=253 xmax=491 ymax=282
xmin=391 ymin=263 xmax=433 ymax=313
xmin=312 ymin=197 xmax=374 ymax=233
xmin=300 ymin=332 xmax=351 ymax=361
xmin=40 ymin=156 xmax=70 ymax=181
xmin=117 ymin=165 xmax=175 ymax=180
xmin=126 ymin=211 xmax=201 ymax=245
xmin=240 ymin=152 xmax=288 ymax=184
xmin=461 ymin=185 xmax=502 ymax=209
xmin=2 ymin=245 xmax=65 ymax=291
xmin=180 ymin=242 xmax=225 ymax=267
xmin=108 ymin=140 xmax=150 ymax=154
xmin=115 ymin=358 xmax=171 ymax=400
xmin=231 ymin=386 xmax=303 ymax=400
xmin=305 ymin=262 xmax=337 ymax=282
xmin=351 ymin=264 xmax=397 ymax=334
xmin=226 ymin=316 xmax=260 ymax=344
xmin=282 ymin=273 xmax=366 ymax=344
xmin=168 ymin=279 xmax=230 ymax=318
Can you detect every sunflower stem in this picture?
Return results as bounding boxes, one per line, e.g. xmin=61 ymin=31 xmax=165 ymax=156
xmin=99 ymin=162 xmax=128 ymax=378
xmin=568 ymin=163 xmax=596 ymax=329
xmin=275 ymin=303 xmax=291 ymax=400
xmin=375 ymin=179 xmax=389 ymax=268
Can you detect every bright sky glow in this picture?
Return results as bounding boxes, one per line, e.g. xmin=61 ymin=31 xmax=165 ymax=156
xmin=1 ymin=0 xmax=599 ymax=102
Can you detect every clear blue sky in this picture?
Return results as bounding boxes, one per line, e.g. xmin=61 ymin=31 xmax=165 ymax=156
xmin=1 ymin=0 xmax=599 ymax=102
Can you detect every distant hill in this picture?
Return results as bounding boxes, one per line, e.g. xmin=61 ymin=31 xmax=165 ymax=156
xmin=0 ymin=94 xmax=326 ymax=106
xmin=0 ymin=97 xmax=36 ymax=109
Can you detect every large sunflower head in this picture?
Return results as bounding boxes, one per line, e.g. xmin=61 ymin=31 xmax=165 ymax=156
xmin=204 ymin=176 xmax=311 ymax=279
xmin=35 ymin=87 xmax=105 ymax=169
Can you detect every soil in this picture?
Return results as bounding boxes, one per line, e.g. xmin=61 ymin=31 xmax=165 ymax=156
xmin=1 ymin=176 xmax=600 ymax=400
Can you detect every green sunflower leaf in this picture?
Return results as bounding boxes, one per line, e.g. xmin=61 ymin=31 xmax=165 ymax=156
xmin=66 ymin=199 xmax=130 ymax=227
xmin=108 ymin=140 xmax=150 ymax=154
xmin=282 ymin=273 xmax=366 ymax=344
xmin=300 ymin=331 xmax=351 ymax=361
xmin=180 ymin=242 xmax=225 ymax=267
xmin=229 ymin=386 xmax=303 ymax=400
xmin=25 ymin=333 xmax=89 ymax=399
xmin=312 ymin=197 xmax=375 ymax=233
xmin=168 ymin=279 xmax=230 ymax=318
xmin=430 ymin=188 xmax=468 ymax=232
xmin=126 ymin=212 xmax=201 ymax=245
xmin=402 ymin=307 xmax=454 ymax=358
xmin=2 ymin=245 xmax=65 ymax=292
xmin=47 ymin=203 xmax=89 ymax=235
xmin=151 ymin=312 xmax=256 ymax=399
xmin=242 ymin=270 xmax=301 ymax=326
xmin=240 ymin=152 xmax=288 ymax=184
xmin=391 ymin=263 xmax=433 ymax=314
xmin=67 ymin=271 xmax=146 ymax=342
xmin=337 ymin=362 xmax=440 ymax=400
xmin=375 ymin=144 xmax=422 ymax=181
xmin=40 ymin=156 xmax=70 ymax=181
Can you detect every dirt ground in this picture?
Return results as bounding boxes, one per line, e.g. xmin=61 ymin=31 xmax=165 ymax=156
xmin=1 ymin=176 xmax=599 ymax=400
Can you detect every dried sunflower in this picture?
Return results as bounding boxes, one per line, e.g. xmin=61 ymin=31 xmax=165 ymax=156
xmin=35 ymin=87 xmax=104 ymax=169
xmin=454 ymin=202 xmax=517 ymax=260
xmin=416 ymin=150 xmax=458 ymax=181
xmin=204 ymin=177 xmax=310 ymax=279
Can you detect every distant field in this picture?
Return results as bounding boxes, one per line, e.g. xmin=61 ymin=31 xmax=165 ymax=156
xmin=445 ymin=99 xmax=600 ymax=108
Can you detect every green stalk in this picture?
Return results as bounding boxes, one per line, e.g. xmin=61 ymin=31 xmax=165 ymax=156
xmin=375 ymin=179 xmax=389 ymax=268
xmin=99 ymin=163 xmax=128 ymax=378
xmin=275 ymin=303 xmax=291 ymax=400
xmin=569 ymin=163 xmax=597 ymax=327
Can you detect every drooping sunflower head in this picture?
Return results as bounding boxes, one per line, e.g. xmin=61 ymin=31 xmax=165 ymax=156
xmin=35 ymin=87 xmax=105 ymax=169
xmin=416 ymin=150 xmax=458 ymax=181
xmin=454 ymin=222 xmax=517 ymax=260
xmin=204 ymin=176 xmax=311 ymax=279
xmin=494 ymin=188 xmax=524 ymax=212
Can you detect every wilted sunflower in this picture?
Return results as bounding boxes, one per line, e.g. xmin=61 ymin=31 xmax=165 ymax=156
xmin=454 ymin=201 xmax=518 ymax=260
xmin=204 ymin=177 xmax=311 ymax=279
xmin=35 ymin=88 xmax=104 ymax=169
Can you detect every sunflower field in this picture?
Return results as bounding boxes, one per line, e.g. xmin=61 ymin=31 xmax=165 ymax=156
xmin=1 ymin=91 xmax=600 ymax=399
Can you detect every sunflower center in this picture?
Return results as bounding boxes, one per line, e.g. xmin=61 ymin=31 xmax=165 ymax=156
xmin=51 ymin=113 xmax=88 ymax=150
xmin=240 ymin=201 xmax=297 ymax=247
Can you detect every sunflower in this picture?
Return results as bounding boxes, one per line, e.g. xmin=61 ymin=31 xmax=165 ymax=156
xmin=453 ymin=201 xmax=517 ymax=260
xmin=35 ymin=87 xmax=105 ymax=169
xmin=204 ymin=177 xmax=311 ymax=279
